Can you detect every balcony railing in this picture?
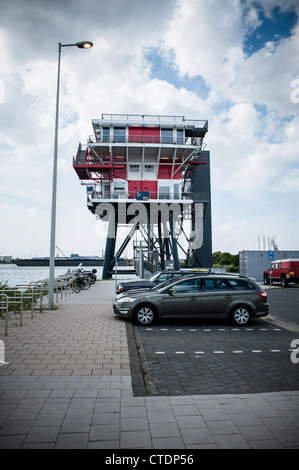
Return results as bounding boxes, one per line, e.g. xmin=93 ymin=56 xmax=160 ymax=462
xmin=73 ymin=155 xmax=124 ymax=167
xmin=88 ymin=135 xmax=203 ymax=146
xmin=99 ymin=114 xmax=208 ymax=128
xmin=88 ymin=190 xmax=194 ymax=201
xmin=74 ymin=153 xmax=206 ymax=168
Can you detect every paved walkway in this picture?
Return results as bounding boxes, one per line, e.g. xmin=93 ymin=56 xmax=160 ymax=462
xmin=0 ymin=281 xmax=299 ymax=449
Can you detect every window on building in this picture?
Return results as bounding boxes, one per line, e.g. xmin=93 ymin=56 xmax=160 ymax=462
xmin=177 ymin=129 xmax=184 ymax=144
xmin=114 ymin=182 xmax=126 ymax=197
xmin=130 ymin=164 xmax=140 ymax=172
xmin=113 ymin=127 xmax=126 ymax=143
xmin=173 ymin=183 xmax=180 ymax=199
xmin=144 ymin=165 xmax=154 ymax=172
xmin=102 ymin=127 xmax=110 ymax=143
xmin=161 ymin=128 xmax=173 ymax=144
xmin=159 ymin=184 xmax=170 ymax=199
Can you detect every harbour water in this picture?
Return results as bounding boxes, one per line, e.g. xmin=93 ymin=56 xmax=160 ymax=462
xmin=0 ymin=264 xmax=137 ymax=287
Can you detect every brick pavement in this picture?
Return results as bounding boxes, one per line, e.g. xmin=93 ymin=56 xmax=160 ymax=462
xmin=0 ymin=281 xmax=299 ymax=449
xmin=0 ymin=302 xmax=129 ymax=377
xmin=134 ymin=320 xmax=299 ymax=396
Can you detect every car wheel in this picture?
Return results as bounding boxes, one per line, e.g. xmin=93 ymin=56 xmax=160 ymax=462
xmin=263 ymin=274 xmax=269 ymax=285
xmin=281 ymin=276 xmax=288 ymax=288
xmin=134 ymin=304 xmax=157 ymax=326
xmin=231 ymin=306 xmax=251 ymax=326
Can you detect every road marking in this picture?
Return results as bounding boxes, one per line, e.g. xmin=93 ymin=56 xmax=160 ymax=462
xmin=153 ymin=349 xmax=287 ymax=356
xmin=266 ymin=317 xmax=299 ymax=333
xmin=145 ymin=327 xmax=285 ymax=333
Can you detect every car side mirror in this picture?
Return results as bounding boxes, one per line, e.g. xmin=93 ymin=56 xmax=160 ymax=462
xmin=168 ymin=288 xmax=176 ymax=295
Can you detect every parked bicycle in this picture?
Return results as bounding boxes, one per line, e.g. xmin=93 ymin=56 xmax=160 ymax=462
xmin=66 ymin=267 xmax=97 ymax=293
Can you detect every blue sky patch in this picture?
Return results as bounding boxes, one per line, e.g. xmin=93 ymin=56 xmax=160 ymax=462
xmin=146 ymin=48 xmax=210 ymax=100
xmin=243 ymin=3 xmax=298 ymax=56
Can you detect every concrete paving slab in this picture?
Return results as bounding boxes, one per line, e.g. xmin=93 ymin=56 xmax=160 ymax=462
xmin=1 ymin=280 xmax=299 ymax=449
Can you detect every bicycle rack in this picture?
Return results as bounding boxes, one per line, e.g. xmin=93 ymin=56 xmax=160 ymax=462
xmin=0 ymin=270 xmax=95 ymax=335
xmin=0 ymin=293 xmax=9 ymax=335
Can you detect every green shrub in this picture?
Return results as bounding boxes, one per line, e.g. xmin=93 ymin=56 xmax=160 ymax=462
xmin=212 ymin=252 xmax=239 ymax=271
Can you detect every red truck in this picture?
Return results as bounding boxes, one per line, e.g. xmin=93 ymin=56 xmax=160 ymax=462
xmin=263 ymin=259 xmax=299 ymax=287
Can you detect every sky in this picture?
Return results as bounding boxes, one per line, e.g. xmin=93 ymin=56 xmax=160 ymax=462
xmin=0 ymin=0 xmax=299 ymax=261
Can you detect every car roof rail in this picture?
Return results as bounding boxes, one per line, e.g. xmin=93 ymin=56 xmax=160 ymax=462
xmin=182 ymin=272 xmax=248 ymax=278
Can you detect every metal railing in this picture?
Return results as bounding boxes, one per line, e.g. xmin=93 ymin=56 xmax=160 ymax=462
xmin=0 ymin=294 xmax=8 ymax=336
xmin=73 ymin=154 xmax=124 ymax=167
xmin=73 ymin=149 xmax=206 ymax=168
xmin=88 ymin=134 xmax=202 ymax=146
xmin=98 ymin=113 xmax=208 ymax=128
xmin=0 ymin=273 xmax=76 ymax=335
xmin=89 ymin=190 xmax=192 ymax=201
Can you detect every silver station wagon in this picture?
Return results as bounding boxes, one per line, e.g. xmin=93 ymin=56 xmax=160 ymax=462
xmin=113 ymin=274 xmax=269 ymax=327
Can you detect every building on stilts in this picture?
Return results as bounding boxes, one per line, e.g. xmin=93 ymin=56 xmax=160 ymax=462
xmin=73 ymin=114 xmax=211 ymax=279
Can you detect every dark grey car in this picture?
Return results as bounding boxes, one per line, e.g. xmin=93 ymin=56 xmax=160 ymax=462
xmin=113 ymin=274 xmax=269 ymax=326
xmin=115 ymin=269 xmax=207 ymax=294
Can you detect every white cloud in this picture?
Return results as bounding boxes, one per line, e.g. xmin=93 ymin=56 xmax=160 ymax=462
xmin=243 ymin=4 xmax=262 ymax=31
xmin=162 ymin=0 xmax=244 ymax=87
xmin=0 ymin=0 xmax=298 ymax=260
xmin=272 ymin=169 xmax=299 ymax=193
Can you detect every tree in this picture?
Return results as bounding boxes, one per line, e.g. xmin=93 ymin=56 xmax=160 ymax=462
xmin=231 ymin=254 xmax=239 ymax=268
xmin=219 ymin=252 xmax=232 ymax=265
xmin=212 ymin=251 xmax=222 ymax=265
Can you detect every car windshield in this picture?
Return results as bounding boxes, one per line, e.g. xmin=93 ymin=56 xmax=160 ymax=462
xmin=152 ymin=276 xmax=186 ymax=291
xmin=147 ymin=271 xmax=161 ymax=282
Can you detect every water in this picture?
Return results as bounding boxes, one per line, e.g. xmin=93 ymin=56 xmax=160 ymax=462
xmin=0 ymin=264 xmax=103 ymax=287
xmin=0 ymin=264 xmax=137 ymax=287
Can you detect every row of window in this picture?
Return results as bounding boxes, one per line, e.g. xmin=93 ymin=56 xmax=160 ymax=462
xmin=102 ymin=127 xmax=185 ymax=144
xmin=130 ymin=164 xmax=154 ymax=172
xmin=102 ymin=181 xmax=180 ymax=199
xmin=170 ymin=278 xmax=255 ymax=293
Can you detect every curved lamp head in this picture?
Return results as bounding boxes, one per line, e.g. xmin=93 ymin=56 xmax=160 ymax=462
xmin=76 ymin=41 xmax=93 ymax=49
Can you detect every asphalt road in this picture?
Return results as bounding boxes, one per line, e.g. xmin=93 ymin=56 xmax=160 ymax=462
xmin=132 ymin=286 xmax=299 ymax=396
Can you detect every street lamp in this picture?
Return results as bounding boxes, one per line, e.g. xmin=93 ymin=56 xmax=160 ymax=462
xmin=48 ymin=41 xmax=93 ymax=309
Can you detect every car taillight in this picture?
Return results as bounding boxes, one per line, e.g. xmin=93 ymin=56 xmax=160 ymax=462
xmin=259 ymin=291 xmax=267 ymax=298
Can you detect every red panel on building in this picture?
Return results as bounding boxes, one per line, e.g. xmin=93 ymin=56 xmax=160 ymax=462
xmin=141 ymin=181 xmax=158 ymax=194
xmin=128 ymin=180 xmax=157 ymax=199
xmin=172 ymin=166 xmax=181 ymax=179
xmin=158 ymin=165 xmax=181 ymax=179
xmin=113 ymin=167 xmax=126 ymax=179
xmin=129 ymin=127 xmax=160 ymax=143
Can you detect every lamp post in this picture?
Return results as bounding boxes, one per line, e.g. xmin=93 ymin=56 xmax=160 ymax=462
xmin=48 ymin=41 xmax=93 ymax=310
